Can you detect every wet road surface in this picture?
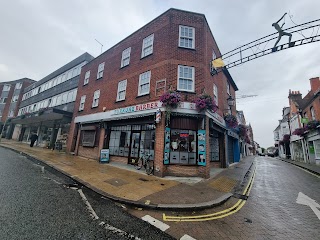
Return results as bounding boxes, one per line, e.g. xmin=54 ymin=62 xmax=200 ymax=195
xmin=0 ymin=147 xmax=173 ymax=240
xmin=128 ymin=156 xmax=320 ymax=239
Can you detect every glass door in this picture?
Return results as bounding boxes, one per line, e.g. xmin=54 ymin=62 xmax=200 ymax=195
xmin=128 ymin=131 xmax=141 ymax=164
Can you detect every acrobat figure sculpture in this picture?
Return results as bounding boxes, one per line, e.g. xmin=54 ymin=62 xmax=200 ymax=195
xmin=272 ymin=13 xmax=292 ymax=48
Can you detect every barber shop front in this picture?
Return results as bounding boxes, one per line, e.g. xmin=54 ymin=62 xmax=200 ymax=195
xmin=72 ymin=101 xmax=230 ymax=178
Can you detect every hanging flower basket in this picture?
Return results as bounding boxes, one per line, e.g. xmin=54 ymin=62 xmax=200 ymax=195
xmin=159 ymin=91 xmax=181 ymax=109
xmin=292 ymin=127 xmax=307 ymax=136
xmin=238 ymin=124 xmax=247 ymax=139
xmin=194 ymin=94 xmax=218 ymax=113
xmin=282 ymin=134 xmax=290 ymax=143
xmin=224 ymin=114 xmax=238 ymax=128
xmin=306 ymin=120 xmax=320 ymax=131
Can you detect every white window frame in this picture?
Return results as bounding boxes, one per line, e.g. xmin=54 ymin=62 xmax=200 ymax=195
xmin=177 ymin=65 xmax=195 ymax=92
xmin=116 ymin=80 xmax=127 ymax=101
xmin=84 ymin=70 xmax=90 ymax=85
xmin=121 ymin=47 xmax=131 ymax=67
xmin=227 ymin=82 xmax=230 ymax=95
xmin=310 ymin=106 xmax=316 ymax=120
xmin=179 ymin=25 xmax=195 ymax=49
xmin=92 ymin=90 xmax=100 ymax=108
xmin=79 ymin=95 xmax=86 ymax=111
xmin=12 ymin=95 xmax=19 ymax=102
xmin=15 ymin=82 xmax=22 ymax=89
xmin=213 ymin=84 xmax=218 ymax=106
xmin=97 ymin=62 xmax=105 ymax=79
xmin=3 ymin=84 xmax=11 ymax=91
xmin=141 ymin=34 xmax=154 ymax=58
xmin=138 ymin=71 xmax=151 ymax=96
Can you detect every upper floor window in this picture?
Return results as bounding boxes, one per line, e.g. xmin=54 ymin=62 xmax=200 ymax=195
xmin=141 ymin=34 xmax=154 ymax=58
xmin=310 ymin=106 xmax=316 ymax=120
xmin=177 ymin=65 xmax=194 ymax=92
xmin=3 ymin=84 xmax=11 ymax=91
xmin=92 ymin=90 xmax=100 ymax=108
xmin=212 ymin=50 xmax=217 ymax=60
xmin=138 ymin=71 xmax=151 ymax=96
xmin=15 ymin=83 xmax=22 ymax=89
xmin=179 ymin=25 xmax=195 ymax=49
xmin=97 ymin=62 xmax=105 ymax=79
xmin=9 ymin=110 xmax=14 ymax=117
xmin=79 ymin=95 xmax=86 ymax=111
xmin=0 ymin=97 xmax=7 ymax=103
xmin=121 ymin=47 xmax=131 ymax=67
xmin=84 ymin=71 xmax=90 ymax=85
xmin=116 ymin=80 xmax=127 ymax=101
xmin=227 ymin=82 xmax=230 ymax=95
xmin=12 ymin=95 xmax=19 ymax=102
xmin=213 ymin=84 xmax=218 ymax=106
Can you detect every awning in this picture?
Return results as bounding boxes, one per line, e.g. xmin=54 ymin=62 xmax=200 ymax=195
xmin=11 ymin=108 xmax=72 ymax=125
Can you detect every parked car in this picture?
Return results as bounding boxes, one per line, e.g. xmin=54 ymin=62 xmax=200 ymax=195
xmin=267 ymin=148 xmax=278 ymax=157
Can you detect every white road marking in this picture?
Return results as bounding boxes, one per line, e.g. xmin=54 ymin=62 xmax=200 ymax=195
xmin=296 ymin=192 xmax=320 ymax=220
xmin=142 ymin=215 xmax=170 ymax=231
xmin=180 ymin=234 xmax=197 ymax=240
xmin=99 ymin=221 xmax=142 ymax=240
xmin=77 ymin=189 xmax=99 ymax=220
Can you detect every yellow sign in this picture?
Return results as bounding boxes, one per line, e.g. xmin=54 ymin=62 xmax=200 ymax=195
xmin=212 ymin=58 xmax=225 ymax=68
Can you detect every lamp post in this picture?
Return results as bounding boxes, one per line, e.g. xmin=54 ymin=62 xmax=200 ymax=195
xmin=227 ymin=95 xmax=235 ymax=114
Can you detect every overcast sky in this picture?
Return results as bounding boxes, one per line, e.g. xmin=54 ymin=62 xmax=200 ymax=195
xmin=1 ymin=0 xmax=319 ymax=148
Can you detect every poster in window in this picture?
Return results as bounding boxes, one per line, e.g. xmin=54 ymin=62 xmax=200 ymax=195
xmin=197 ymin=130 xmax=206 ymax=166
xmin=164 ymin=127 xmax=170 ymax=164
xmin=100 ymin=149 xmax=110 ymax=163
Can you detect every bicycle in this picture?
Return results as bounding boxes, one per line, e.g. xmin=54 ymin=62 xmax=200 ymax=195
xmin=135 ymin=153 xmax=154 ymax=175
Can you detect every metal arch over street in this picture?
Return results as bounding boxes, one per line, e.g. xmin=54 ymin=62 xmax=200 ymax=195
xmin=211 ymin=18 xmax=320 ymax=75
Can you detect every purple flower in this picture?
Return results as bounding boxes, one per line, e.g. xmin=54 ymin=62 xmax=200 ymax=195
xmin=160 ymin=91 xmax=181 ymax=108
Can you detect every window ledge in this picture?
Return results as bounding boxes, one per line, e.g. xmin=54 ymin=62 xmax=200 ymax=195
xmin=140 ymin=53 xmax=153 ymax=60
xmin=115 ymin=99 xmax=125 ymax=103
xmin=96 ymin=77 xmax=103 ymax=80
xmin=120 ymin=64 xmax=129 ymax=69
xmin=136 ymin=93 xmax=150 ymax=98
xmin=178 ymin=46 xmax=196 ymax=51
xmin=91 ymin=106 xmax=99 ymax=109
xmin=176 ymin=90 xmax=196 ymax=94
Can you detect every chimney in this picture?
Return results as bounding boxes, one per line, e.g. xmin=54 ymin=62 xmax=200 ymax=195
xmin=310 ymin=77 xmax=320 ymax=92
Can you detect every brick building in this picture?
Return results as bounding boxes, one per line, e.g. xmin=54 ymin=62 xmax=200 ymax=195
xmin=0 ymin=78 xmax=36 ymax=138
xmin=67 ymin=9 xmax=239 ymax=178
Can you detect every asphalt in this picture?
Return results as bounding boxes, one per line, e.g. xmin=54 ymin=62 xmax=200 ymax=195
xmin=1 ymin=139 xmax=318 ymax=211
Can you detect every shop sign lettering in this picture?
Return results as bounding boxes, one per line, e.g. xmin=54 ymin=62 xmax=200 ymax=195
xmin=114 ymin=102 xmax=159 ymax=115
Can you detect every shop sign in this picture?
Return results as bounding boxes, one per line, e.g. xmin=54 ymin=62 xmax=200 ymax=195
xmin=114 ymin=102 xmax=159 ymax=115
xmin=100 ymin=149 xmax=110 ymax=163
xmin=227 ymin=130 xmax=239 ymax=139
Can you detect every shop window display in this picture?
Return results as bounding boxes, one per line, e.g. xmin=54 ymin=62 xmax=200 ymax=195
xmin=170 ymin=129 xmax=196 ymax=164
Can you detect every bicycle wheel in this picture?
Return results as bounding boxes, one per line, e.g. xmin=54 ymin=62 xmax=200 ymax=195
xmin=136 ymin=157 xmax=143 ymax=170
xmin=145 ymin=160 xmax=154 ymax=175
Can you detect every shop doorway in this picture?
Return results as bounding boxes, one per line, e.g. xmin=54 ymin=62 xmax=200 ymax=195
xmin=129 ymin=131 xmax=141 ymax=164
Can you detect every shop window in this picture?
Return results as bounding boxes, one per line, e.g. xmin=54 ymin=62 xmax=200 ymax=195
xmin=109 ymin=125 xmax=131 ymax=157
xmin=209 ymin=132 xmax=220 ymax=162
xmin=169 ymin=129 xmax=197 ymax=165
xmin=82 ymin=130 xmax=96 ymax=147
xmin=314 ymin=140 xmax=320 ymax=159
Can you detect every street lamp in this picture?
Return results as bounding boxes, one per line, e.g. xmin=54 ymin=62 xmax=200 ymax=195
xmin=227 ymin=95 xmax=235 ymax=114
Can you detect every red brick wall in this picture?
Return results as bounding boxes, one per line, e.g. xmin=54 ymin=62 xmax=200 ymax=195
xmin=69 ymin=9 xmax=236 ymax=177
xmin=1 ymin=84 xmax=14 ymax=122
xmin=303 ymin=95 xmax=320 ymax=121
xmin=310 ymin=77 xmax=320 ymax=92
xmin=78 ymin=146 xmax=100 ymax=160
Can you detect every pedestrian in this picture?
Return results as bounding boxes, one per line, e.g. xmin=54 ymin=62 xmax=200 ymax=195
xmin=30 ymin=133 xmax=38 ymax=147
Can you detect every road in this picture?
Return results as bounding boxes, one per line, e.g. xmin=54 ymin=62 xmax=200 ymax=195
xmin=0 ymin=147 xmax=174 ymax=240
xmin=128 ymin=156 xmax=320 ymax=240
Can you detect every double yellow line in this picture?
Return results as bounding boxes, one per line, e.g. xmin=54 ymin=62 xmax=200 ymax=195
xmin=163 ymin=167 xmax=256 ymax=222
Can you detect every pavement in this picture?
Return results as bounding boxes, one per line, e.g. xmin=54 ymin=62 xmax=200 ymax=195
xmin=3 ymin=139 xmax=318 ymax=211
xmin=276 ymin=156 xmax=320 ymax=175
